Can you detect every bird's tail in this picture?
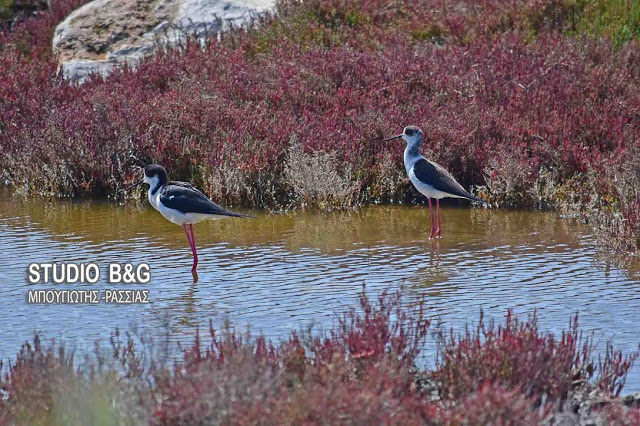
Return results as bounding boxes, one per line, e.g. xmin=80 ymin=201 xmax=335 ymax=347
xmin=222 ymin=210 xmax=255 ymax=219
xmin=465 ymin=193 xmax=486 ymax=204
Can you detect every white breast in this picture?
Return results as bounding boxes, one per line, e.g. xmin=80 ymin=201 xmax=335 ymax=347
xmin=146 ymin=189 xmax=178 ymax=224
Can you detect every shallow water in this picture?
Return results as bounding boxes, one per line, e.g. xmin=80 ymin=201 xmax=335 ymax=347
xmin=1 ymin=190 xmax=639 ymax=391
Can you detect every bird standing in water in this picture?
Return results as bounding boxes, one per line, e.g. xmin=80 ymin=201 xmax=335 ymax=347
xmin=384 ymin=126 xmax=483 ymax=239
xmin=128 ymin=164 xmax=246 ymax=280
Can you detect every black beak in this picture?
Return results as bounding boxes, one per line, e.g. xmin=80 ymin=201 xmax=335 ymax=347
xmin=382 ymin=134 xmax=403 ymax=142
xmin=124 ymin=178 xmax=144 ymax=191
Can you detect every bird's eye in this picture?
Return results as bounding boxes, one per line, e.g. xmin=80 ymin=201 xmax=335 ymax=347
xmin=405 ymin=129 xmax=414 ymax=136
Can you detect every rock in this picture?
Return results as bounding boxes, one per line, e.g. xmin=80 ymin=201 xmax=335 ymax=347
xmin=549 ymin=411 xmax=581 ymax=426
xmin=623 ymin=392 xmax=640 ymax=407
xmin=57 ymin=59 xmax=119 ymax=82
xmin=53 ymin=0 xmax=275 ymax=83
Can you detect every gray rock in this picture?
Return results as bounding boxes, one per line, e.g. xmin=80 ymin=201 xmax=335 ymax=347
xmin=59 ymin=59 xmax=119 ymax=82
xmin=53 ymin=0 xmax=275 ymax=83
xmin=623 ymin=391 xmax=640 ymax=407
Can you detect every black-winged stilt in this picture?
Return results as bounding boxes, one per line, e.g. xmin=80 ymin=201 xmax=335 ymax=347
xmin=128 ymin=164 xmax=246 ymax=276
xmin=384 ymin=126 xmax=483 ymax=239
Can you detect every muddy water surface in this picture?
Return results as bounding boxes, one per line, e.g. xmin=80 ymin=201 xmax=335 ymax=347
xmin=1 ymin=190 xmax=639 ymax=391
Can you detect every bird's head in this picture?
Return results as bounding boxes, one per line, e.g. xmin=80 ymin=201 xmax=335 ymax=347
xmin=124 ymin=163 xmax=167 ymax=194
xmin=142 ymin=164 xmax=168 ymax=193
xmin=143 ymin=164 xmax=167 ymax=187
xmin=383 ymin=125 xmax=424 ymax=154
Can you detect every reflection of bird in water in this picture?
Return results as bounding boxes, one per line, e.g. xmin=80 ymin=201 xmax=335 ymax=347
xmin=176 ymin=281 xmax=199 ymax=327
xmin=429 ymin=242 xmax=441 ymax=266
xmin=384 ymin=126 xmax=483 ymax=239
xmin=128 ymin=164 xmax=246 ymax=282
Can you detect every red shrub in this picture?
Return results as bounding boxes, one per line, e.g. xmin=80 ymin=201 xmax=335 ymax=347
xmin=433 ymin=310 xmax=638 ymax=401
xmin=0 ymin=0 xmax=638 ymax=211
xmin=0 ymin=335 xmax=76 ymax=424
xmin=0 ymin=295 xmax=637 ymax=424
xmin=149 ymin=289 xmax=432 ymax=424
xmin=599 ymin=404 xmax=640 ymax=426
xmin=444 ymin=382 xmax=546 ymax=425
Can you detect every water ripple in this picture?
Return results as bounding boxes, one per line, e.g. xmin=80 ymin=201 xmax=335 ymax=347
xmin=1 ymin=200 xmax=640 ymax=391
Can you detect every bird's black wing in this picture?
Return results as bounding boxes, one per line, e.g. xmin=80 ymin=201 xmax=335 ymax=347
xmin=160 ymin=182 xmax=246 ymax=217
xmin=413 ymin=158 xmax=483 ymax=202
xmin=166 ymin=181 xmax=210 ymax=199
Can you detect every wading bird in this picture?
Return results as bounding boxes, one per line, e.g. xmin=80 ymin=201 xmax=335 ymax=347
xmin=384 ymin=126 xmax=483 ymax=239
xmin=127 ymin=164 xmax=246 ymax=278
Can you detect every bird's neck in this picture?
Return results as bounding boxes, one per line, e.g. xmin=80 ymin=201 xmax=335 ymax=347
xmin=149 ymin=181 xmax=164 ymax=196
xmin=147 ymin=183 xmax=164 ymax=211
xmin=404 ymin=143 xmax=422 ymax=171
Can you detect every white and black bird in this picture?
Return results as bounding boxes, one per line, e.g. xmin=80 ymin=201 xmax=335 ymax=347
xmin=384 ymin=126 xmax=483 ymax=239
xmin=128 ymin=164 xmax=246 ymax=274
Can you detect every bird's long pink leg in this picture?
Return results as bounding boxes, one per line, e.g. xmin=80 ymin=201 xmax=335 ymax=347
xmin=428 ymin=198 xmax=436 ymax=239
xmin=183 ymin=224 xmax=197 ymax=271
xmin=436 ymin=199 xmax=442 ymax=239
xmin=189 ymin=224 xmax=198 ymax=271
xmin=183 ymin=224 xmax=193 ymax=246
